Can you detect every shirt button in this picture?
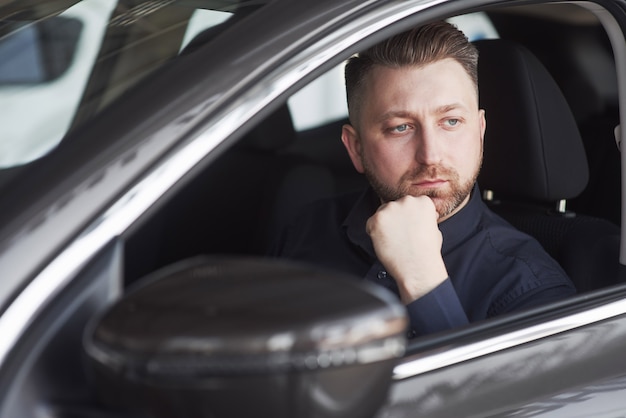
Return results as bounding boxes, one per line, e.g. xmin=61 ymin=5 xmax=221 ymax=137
xmin=377 ymin=270 xmax=387 ymax=279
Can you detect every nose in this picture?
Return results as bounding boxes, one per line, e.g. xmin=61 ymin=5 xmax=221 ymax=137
xmin=414 ymin=126 xmax=442 ymax=165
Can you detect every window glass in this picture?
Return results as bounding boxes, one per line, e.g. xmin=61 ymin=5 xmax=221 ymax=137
xmin=0 ymin=24 xmax=48 ymax=84
xmin=0 ymin=0 xmax=241 ymax=169
xmin=288 ymin=63 xmax=347 ymax=132
xmin=0 ymin=0 xmax=112 ymax=168
xmin=0 ymin=16 xmax=83 ymax=84
xmin=447 ymin=12 xmax=499 ymax=41
xmin=181 ymin=9 xmax=232 ymax=52
xmin=288 ymin=12 xmax=499 ymax=131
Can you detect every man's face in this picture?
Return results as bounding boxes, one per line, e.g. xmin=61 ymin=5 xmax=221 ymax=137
xmin=342 ymin=58 xmax=486 ymax=221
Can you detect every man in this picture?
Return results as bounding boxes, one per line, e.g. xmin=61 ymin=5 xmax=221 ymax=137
xmin=271 ymin=21 xmax=576 ymax=337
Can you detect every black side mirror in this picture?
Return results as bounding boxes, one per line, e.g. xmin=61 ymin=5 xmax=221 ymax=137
xmin=83 ymin=256 xmax=408 ymax=418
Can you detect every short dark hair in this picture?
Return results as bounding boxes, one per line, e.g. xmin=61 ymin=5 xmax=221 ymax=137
xmin=345 ymin=21 xmax=478 ymax=126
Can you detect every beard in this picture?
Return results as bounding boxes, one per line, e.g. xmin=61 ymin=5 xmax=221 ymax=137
xmin=362 ymin=159 xmax=480 ymax=219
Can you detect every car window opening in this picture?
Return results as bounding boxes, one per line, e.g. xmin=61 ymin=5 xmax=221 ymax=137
xmin=125 ymin=4 xmax=622 ymax=346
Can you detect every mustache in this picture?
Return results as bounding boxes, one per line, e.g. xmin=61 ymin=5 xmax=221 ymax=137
xmin=399 ymin=164 xmax=458 ymax=183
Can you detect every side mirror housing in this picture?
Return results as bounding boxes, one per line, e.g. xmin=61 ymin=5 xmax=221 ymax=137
xmin=84 ymin=256 xmax=408 ymax=418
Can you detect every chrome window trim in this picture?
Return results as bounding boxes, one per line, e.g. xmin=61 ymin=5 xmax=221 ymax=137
xmin=393 ymin=297 xmax=626 ymax=380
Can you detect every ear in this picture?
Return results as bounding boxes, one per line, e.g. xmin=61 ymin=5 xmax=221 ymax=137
xmin=478 ymin=109 xmax=486 ymax=144
xmin=341 ymin=124 xmax=365 ymax=173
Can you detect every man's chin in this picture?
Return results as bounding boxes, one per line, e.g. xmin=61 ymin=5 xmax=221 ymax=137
xmin=434 ymin=201 xmax=456 ymax=220
xmin=434 ymin=192 xmax=473 ymax=220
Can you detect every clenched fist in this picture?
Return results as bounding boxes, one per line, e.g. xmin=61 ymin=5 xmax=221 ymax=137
xmin=366 ymin=195 xmax=449 ymax=304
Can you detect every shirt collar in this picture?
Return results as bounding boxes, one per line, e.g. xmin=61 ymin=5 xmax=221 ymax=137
xmin=438 ymin=184 xmax=484 ymax=254
xmin=343 ymin=184 xmax=485 ymax=257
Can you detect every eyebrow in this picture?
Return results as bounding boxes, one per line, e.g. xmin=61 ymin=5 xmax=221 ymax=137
xmin=376 ymin=103 xmax=470 ymax=123
xmin=435 ymin=103 xmax=469 ymax=114
xmin=376 ymin=110 xmax=413 ymax=123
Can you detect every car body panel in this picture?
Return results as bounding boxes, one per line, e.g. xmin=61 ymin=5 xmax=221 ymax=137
xmin=382 ymin=286 xmax=626 ymax=416
xmin=383 ymin=312 xmax=626 ymax=417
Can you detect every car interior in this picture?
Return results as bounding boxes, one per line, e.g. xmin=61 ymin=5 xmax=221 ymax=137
xmin=125 ymin=4 xmax=623 ymax=295
xmin=2 ymin=2 xmax=625 ymax=418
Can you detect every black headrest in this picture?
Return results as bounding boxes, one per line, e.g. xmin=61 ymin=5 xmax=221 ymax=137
xmin=475 ymin=39 xmax=589 ymax=202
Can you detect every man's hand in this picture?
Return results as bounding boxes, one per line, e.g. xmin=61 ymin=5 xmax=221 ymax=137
xmin=366 ymin=195 xmax=449 ymax=304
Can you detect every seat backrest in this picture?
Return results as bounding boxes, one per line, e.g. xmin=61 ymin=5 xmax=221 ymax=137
xmin=153 ymin=104 xmax=335 ymax=267
xmin=475 ymin=39 xmax=621 ymax=292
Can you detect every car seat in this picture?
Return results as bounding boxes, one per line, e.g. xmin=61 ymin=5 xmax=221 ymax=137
xmin=152 ymin=104 xmax=335 ymax=268
xmin=486 ymin=10 xmax=621 ymax=225
xmin=475 ymin=39 xmax=621 ymax=292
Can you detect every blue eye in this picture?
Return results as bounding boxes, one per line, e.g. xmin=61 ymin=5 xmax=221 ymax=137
xmin=446 ymin=119 xmax=459 ymax=127
xmin=394 ymin=124 xmax=409 ymax=132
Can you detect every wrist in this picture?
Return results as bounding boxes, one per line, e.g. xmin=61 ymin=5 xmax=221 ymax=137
xmin=396 ymin=263 xmax=448 ymax=303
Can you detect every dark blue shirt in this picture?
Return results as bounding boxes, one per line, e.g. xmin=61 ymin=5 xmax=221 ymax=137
xmin=270 ymin=185 xmax=576 ymax=337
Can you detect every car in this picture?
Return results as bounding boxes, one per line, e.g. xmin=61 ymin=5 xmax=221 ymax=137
xmin=0 ymin=0 xmax=625 ymax=416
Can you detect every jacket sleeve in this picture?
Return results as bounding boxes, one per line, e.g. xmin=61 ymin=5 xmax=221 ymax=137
xmin=405 ymin=278 xmax=469 ymax=337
